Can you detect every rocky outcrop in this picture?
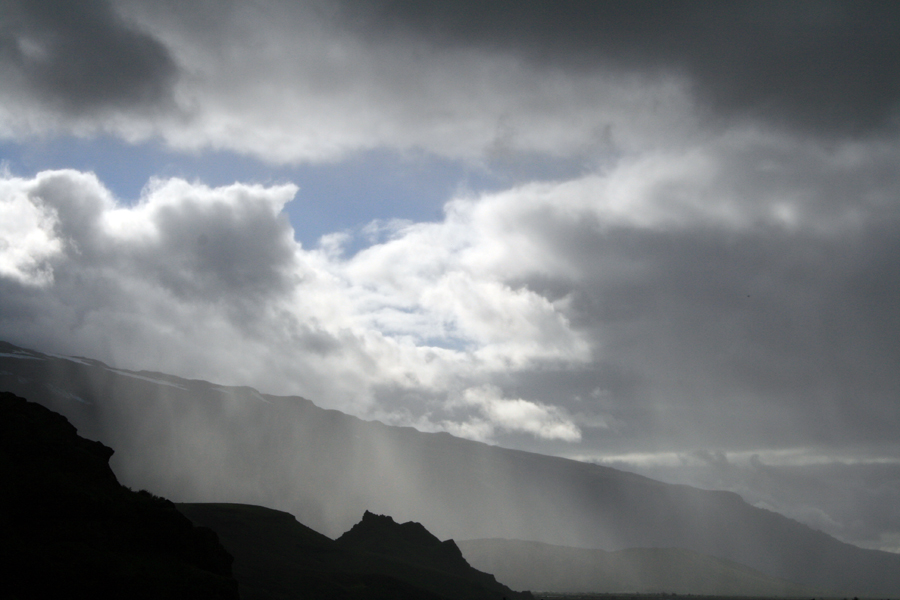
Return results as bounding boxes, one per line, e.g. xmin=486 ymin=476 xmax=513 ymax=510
xmin=180 ymin=503 xmax=531 ymax=600
xmin=179 ymin=502 xmax=450 ymax=600
xmin=337 ymin=511 xmax=530 ymax=600
xmin=0 ymin=391 xmax=239 ymax=599
xmin=337 ymin=510 xmax=471 ymax=574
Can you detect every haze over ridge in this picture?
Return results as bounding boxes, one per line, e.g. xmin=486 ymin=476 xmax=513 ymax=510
xmin=3 ymin=342 xmax=900 ymax=597
xmin=1 ymin=0 xmax=899 ymax=557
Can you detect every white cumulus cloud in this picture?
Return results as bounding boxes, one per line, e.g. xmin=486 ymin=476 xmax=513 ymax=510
xmin=0 ymin=168 xmax=594 ymax=442
xmin=445 ymin=385 xmax=582 ymax=442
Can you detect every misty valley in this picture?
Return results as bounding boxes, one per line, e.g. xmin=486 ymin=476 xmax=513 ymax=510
xmin=2 ymin=340 xmax=900 ymax=599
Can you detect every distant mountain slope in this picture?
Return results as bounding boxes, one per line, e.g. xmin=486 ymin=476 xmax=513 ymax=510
xmin=458 ymin=538 xmax=821 ymax=596
xmin=178 ymin=503 xmax=528 ymax=600
xmin=0 ymin=391 xmax=239 ymax=599
xmin=4 ymin=340 xmax=900 ymax=597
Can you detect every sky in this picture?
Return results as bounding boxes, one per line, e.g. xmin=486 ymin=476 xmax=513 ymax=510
xmin=2 ymin=0 xmax=900 ymax=552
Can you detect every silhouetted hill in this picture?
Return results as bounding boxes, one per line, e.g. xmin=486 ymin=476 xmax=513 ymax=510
xmin=4 ymin=340 xmax=900 ymax=596
xmin=337 ymin=511 xmax=530 ymax=600
xmin=337 ymin=511 xmax=470 ymax=574
xmin=178 ymin=503 xmax=529 ymax=600
xmin=458 ymin=538 xmax=822 ymax=596
xmin=0 ymin=391 xmax=239 ymax=600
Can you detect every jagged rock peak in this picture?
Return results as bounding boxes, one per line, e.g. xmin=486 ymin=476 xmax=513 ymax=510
xmin=339 ymin=510 xmax=466 ymax=564
xmin=350 ymin=510 xmax=444 ymax=545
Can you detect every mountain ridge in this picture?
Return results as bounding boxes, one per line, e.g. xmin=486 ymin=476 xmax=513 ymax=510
xmin=0 ymin=388 xmax=528 ymax=600
xmin=458 ymin=538 xmax=823 ymax=596
xmin=178 ymin=502 xmax=530 ymax=600
xmin=3 ymin=340 xmax=900 ymax=596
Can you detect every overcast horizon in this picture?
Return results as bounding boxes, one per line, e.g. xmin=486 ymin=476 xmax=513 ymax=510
xmin=2 ymin=0 xmax=900 ymax=553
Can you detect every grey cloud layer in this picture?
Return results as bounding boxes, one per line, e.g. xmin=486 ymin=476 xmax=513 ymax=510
xmin=346 ymin=0 xmax=900 ymax=135
xmin=0 ymin=0 xmax=176 ymax=114
xmin=2 ymin=1 xmax=897 ymax=157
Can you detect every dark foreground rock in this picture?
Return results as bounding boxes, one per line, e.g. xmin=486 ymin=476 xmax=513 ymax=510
xmin=337 ymin=511 xmax=531 ymax=600
xmin=0 ymin=391 xmax=239 ymax=600
xmin=179 ymin=503 xmax=530 ymax=600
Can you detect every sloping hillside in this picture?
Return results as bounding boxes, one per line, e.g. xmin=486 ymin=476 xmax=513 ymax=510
xmin=4 ymin=341 xmax=900 ymax=596
xmin=458 ymin=538 xmax=822 ymax=596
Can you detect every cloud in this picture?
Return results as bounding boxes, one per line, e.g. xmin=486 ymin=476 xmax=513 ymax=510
xmin=0 ymin=0 xmax=177 ymax=115
xmin=0 ymin=173 xmax=62 ymax=285
xmin=2 ymin=1 xmax=897 ymax=164
xmin=5 ymin=0 xmax=698 ymax=161
xmin=5 ymin=0 xmax=893 ymax=171
xmin=345 ymin=1 xmax=900 ymax=136
xmin=0 ymin=168 xmax=594 ymax=441
xmin=3 ymin=120 xmax=899 ymax=456
xmin=444 ymin=385 xmax=582 ymax=442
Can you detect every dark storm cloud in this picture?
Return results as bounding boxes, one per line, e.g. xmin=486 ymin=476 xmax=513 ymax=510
xmin=618 ymin=227 xmax=897 ymax=440
xmin=0 ymin=0 xmax=177 ymax=112
xmin=344 ymin=0 xmax=900 ymax=135
xmin=496 ymin=215 xmax=900 ymax=453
